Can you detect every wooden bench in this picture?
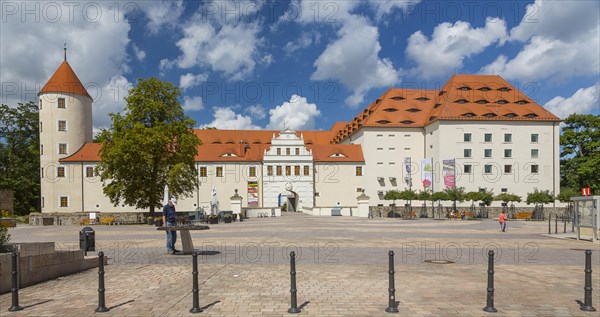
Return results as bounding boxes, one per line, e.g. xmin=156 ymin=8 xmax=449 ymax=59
xmin=99 ymin=217 xmax=115 ymax=225
xmin=0 ymin=218 xmax=17 ymax=228
xmin=80 ymin=218 xmax=91 ymax=225
xmin=513 ymin=212 xmax=532 ymax=220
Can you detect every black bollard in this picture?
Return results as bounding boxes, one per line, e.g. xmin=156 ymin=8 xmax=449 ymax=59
xmin=8 ymin=251 xmax=23 ymax=312
xmin=548 ymin=215 xmax=551 ymax=234
xmin=555 ymin=215 xmax=558 ymax=234
xmin=288 ymin=251 xmax=300 ymax=314
xmin=385 ymin=250 xmax=399 ymax=313
xmin=95 ymin=251 xmax=109 ymax=312
xmin=563 ymin=215 xmax=567 ymax=233
xmin=483 ymin=250 xmax=497 ymax=313
xmin=190 ymin=251 xmax=203 ymax=313
xmin=581 ymin=249 xmax=597 ymax=311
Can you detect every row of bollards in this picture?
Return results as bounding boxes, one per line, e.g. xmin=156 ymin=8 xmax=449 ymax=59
xmin=7 ymin=248 xmax=597 ymax=314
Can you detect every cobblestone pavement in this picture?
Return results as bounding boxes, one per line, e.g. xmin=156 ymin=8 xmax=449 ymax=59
xmin=1 ymin=215 xmax=599 ymax=316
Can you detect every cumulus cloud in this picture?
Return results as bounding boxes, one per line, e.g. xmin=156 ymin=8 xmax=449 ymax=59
xmin=132 ymin=44 xmax=146 ymax=61
xmin=283 ymin=32 xmax=319 ymax=56
xmin=179 ymin=73 xmax=208 ymax=90
xmin=544 ymin=83 xmax=600 ymax=119
xmin=201 ymin=107 xmax=261 ymax=130
xmin=139 ymin=0 xmax=185 ymax=34
xmin=246 ymin=105 xmax=266 ymax=119
xmin=312 ymin=16 xmax=399 ymax=107
xmin=267 ymin=95 xmax=321 ymax=130
xmin=406 ymin=18 xmax=507 ymax=80
xmin=367 ymin=0 xmax=421 ymax=22
xmin=182 ymin=96 xmax=204 ymax=112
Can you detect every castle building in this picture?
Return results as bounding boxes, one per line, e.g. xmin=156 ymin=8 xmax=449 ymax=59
xmin=39 ymin=58 xmax=560 ymax=215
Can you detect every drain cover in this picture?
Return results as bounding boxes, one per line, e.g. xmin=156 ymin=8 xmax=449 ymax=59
xmin=424 ymin=260 xmax=455 ymax=264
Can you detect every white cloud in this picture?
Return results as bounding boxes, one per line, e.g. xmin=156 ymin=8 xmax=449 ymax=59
xmin=311 ymin=16 xmax=399 ymax=107
xmin=246 ymin=105 xmax=266 ymax=119
xmin=267 ymin=95 xmax=321 ymax=130
xmin=544 ymin=83 xmax=599 ymax=119
xmin=367 ymin=0 xmax=421 ymax=22
xmin=281 ymin=0 xmax=358 ymax=24
xmin=0 ymin=1 xmax=133 ymax=130
xmin=139 ymin=0 xmax=185 ymax=34
xmin=179 ymin=73 xmax=208 ymax=90
xmin=283 ymin=32 xmax=320 ymax=56
xmin=182 ymin=96 xmax=204 ymax=112
xmin=132 ymin=44 xmax=146 ymax=61
xmin=201 ymin=107 xmax=261 ymax=129
xmin=406 ymin=18 xmax=507 ymax=80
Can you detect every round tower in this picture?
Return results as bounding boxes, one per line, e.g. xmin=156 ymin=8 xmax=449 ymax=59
xmin=38 ymin=50 xmax=93 ymax=212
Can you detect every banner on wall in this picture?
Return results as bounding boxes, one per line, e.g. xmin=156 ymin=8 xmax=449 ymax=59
xmin=442 ymin=159 xmax=456 ymax=188
xmin=403 ymin=157 xmax=412 ymax=187
xmin=247 ymin=182 xmax=258 ymax=206
xmin=421 ymin=158 xmax=433 ymax=191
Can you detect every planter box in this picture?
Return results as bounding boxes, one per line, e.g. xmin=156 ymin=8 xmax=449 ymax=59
xmin=224 ymin=218 xmax=232 ymax=223
xmin=208 ymin=217 xmax=219 ymax=224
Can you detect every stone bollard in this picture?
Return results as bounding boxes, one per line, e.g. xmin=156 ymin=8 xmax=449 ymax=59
xmin=288 ymin=251 xmax=300 ymax=314
xmin=95 ymin=251 xmax=109 ymax=312
xmin=483 ymin=250 xmax=497 ymax=313
xmin=385 ymin=250 xmax=399 ymax=313
xmin=190 ymin=251 xmax=203 ymax=313
xmin=8 ymin=251 xmax=23 ymax=312
xmin=580 ymin=249 xmax=597 ymax=312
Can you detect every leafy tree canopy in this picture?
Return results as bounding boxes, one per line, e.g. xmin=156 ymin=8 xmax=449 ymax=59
xmin=526 ymin=189 xmax=554 ymax=205
xmin=465 ymin=190 xmax=494 ymax=206
xmin=560 ymin=114 xmax=600 ymax=193
xmin=0 ymin=102 xmax=40 ymax=215
xmin=494 ymin=193 xmax=522 ymax=203
xmin=97 ymin=77 xmax=201 ymax=214
xmin=556 ymin=188 xmax=579 ymax=203
xmin=431 ymin=191 xmax=448 ymax=201
xmin=443 ymin=187 xmax=466 ymax=203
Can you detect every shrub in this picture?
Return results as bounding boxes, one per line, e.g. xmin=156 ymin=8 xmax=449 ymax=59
xmin=0 ymin=226 xmax=10 ymax=249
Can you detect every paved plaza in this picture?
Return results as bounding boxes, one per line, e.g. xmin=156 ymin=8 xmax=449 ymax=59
xmin=1 ymin=214 xmax=599 ymax=316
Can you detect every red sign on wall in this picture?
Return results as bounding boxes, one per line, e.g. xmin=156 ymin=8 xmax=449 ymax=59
xmin=581 ymin=188 xmax=591 ymax=196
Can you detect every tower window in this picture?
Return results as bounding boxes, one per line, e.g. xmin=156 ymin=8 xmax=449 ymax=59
xmin=39 ymin=99 xmax=42 ymax=110
xmin=58 ymin=143 xmax=67 ymax=155
xmin=58 ymin=98 xmax=66 ymax=109
xmin=57 ymin=166 xmax=65 ymax=178
xmin=199 ymin=167 xmax=207 ymax=177
xmin=504 ymin=149 xmax=512 ymax=158
xmin=484 ymin=149 xmax=492 ymax=158
xmin=86 ymin=166 xmax=94 ymax=178
xmin=531 ymin=149 xmax=539 ymax=158
xmin=267 ymin=166 xmax=273 ymax=176
xmin=531 ymin=134 xmax=539 ymax=143
xmin=464 ymin=165 xmax=472 ymax=174
xmin=484 ymin=133 xmax=492 ymax=142
xmin=463 ymin=133 xmax=472 ymax=142
xmin=504 ymin=134 xmax=512 ymax=143
xmin=484 ymin=165 xmax=492 ymax=174
xmin=504 ymin=165 xmax=512 ymax=174
xmin=39 ymin=121 xmax=43 ymax=132
xmin=58 ymin=120 xmax=67 ymax=132
xmin=464 ymin=149 xmax=472 ymax=158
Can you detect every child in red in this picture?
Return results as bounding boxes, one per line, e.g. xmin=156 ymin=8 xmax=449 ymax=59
xmin=499 ymin=211 xmax=507 ymax=232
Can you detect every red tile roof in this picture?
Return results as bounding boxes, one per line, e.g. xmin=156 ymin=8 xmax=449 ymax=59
xmin=60 ymin=143 xmax=101 ymax=162
xmin=39 ymin=60 xmax=91 ymax=99
xmin=309 ymin=144 xmax=365 ymax=162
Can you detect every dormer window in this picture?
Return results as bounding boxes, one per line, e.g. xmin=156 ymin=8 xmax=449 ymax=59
xmin=212 ymin=141 xmax=222 ymax=144
xmin=221 ymin=153 xmax=238 ymax=157
xmin=406 ymin=108 xmax=421 ymax=113
xmin=525 ymin=113 xmax=539 ymax=118
xmin=376 ymin=99 xmax=381 ymax=104
xmin=329 ymin=153 xmax=347 ymax=158
xmin=400 ymin=120 xmax=414 ymax=124
xmin=376 ymin=120 xmax=391 ymax=124
xmin=383 ymin=108 xmax=398 ymax=112
xmin=438 ymin=91 xmax=446 ymax=96
xmin=433 ymin=103 xmax=441 ymax=108
xmin=475 ymin=100 xmax=489 ymax=104
xmin=458 ymin=86 xmax=472 ymax=91
xmin=455 ymin=99 xmax=468 ymax=104
xmin=391 ymin=96 xmax=405 ymax=101
xmin=504 ymin=113 xmax=517 ymax=118
xmin=498 ymin=87 xmax=511 ymax=92
xmin=515 ymin=100 xmax=530 ymax=105
xmin=483 ymin=113 xmax=497 ymax=117
xmin=497 ymin=100 xmax=509 ymax=104
xmin=478 ymin=87 xmax=491 ymax=91
xmin=462 ymin=112 xmax=476 ymax=117
xmin=416 ymin=97 xmax=430 ymax=101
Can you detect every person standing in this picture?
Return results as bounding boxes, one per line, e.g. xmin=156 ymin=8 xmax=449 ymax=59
xmin=499 ymin=210 xmax=507 ymax=232
xmin=163 ymin=198 xmax=180 ymax=254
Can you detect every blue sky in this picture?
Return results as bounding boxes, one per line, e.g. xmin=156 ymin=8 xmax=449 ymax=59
xmin=1 ymin=0 xmax=598 ymax=131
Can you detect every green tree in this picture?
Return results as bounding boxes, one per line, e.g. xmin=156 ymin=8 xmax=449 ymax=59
xmin=397 ymin=189 xmax=417 ymax=206
xmin=431 ymin=191 xmax=448 ymax=202
xmin=526 ymin=189 xmax=554 ymax=206
xmin=560 ymin=114 xmax=600 ymax=193
xmin=494 ymin=193 xmax=522 ymax=204
xmin=443 ymin=187 xmax=466 ymax=211
xmin=556 ymin=188 xmax=578 ymax=203
xmin=97 ymin=77 xmax=201 ymax=215
xmin=384 ymin=190 xmax=401 ymax=217
xmin=465 ymin=190 xmax=494 ymax=206
xmin=0 ymin=102 xmax=40 ymax=215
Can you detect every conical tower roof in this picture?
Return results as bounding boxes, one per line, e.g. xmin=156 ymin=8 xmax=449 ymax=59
xmin=39 ymin=60 xmax=92 ymax=99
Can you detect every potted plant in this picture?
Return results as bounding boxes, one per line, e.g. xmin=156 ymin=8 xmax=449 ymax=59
xmin=154 ymin=217 xmax=163 ymax=227
xmin=208 ymin=214 xmax=219 ymax=224
xmin=223 ymin=214 xmax=232 ymax=223
xmin=147 ymin=216 xmax=154 ymax=225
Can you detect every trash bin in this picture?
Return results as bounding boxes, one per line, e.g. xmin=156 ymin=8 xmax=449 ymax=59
xmin=79 ymin=226 xmax=95 ymax=256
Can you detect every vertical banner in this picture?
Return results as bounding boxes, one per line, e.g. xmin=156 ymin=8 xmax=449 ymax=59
xmin=247 ymin=181 xmax=258 ymax=206
xmin=442 ymin=159 xmax=456 ymax=188
xmin=421 ymin=158 xmax=433 ymax=191
xmin=404 ymin=157 xmax=412 ymax=187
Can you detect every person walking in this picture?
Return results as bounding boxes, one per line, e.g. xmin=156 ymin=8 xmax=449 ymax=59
xmin=163 ymin=198 xmax=180 ymax=254
xmin=499 ymin=210 xmax=507 ymax=232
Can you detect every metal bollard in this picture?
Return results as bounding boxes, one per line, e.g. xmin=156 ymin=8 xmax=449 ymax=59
xmin=563 ymin=215 xmax=567 ymax=233
xmin=8 ymin=251 xmax=23 ymax=312
xmin=555 ymin=215 xmax=558 ymax=234
xmin=95 ymin=251 xmax=109 ymax=312
xmin=548 ymin=215 xmax=551 ymax=234
xmin=385 ymin=250 xmax=399 ymax=313
xmin=483 ymin=250 xmax=497 ymax=313
xmin=190 ymin=251 xmax=203 ymax=313
xmin=581 ymin=249 xmax=597 ymax=311
xmin=288 ymin=251 xmax=300 ymax=314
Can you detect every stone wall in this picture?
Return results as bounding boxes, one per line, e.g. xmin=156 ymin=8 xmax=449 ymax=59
xmin=28 ymin=212 xmax=146 ymax=226
xmin=368 ymin=205 xmax=566 ymax=219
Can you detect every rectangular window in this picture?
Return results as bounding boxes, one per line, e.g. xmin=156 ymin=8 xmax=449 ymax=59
xmin=464 ymin=164 xmax=472 ymax=174
xmin=531 ymin=149 xmax=539 ymax=158
xmin=39 ymin=121 xmax=42 ymax=132
xmin=249 ymin=166 xmax=256 ymax=177
xmin=58 ymin=98 xmax=65 ymax=109
xmin=40 ymin=144 xmax=43 ymax=155
xmin=216 ymin=166 xmax=223 ymax=177
xmin=276 ymin=166 xmax=282 ymax=176
xmin=531 ymin=165 xmax=539 ymax=173
xmin=389 ymin=162 xmax=395 ymax=165
xmin=388 ymin=134 xmax=395 ymax=137
xmin=389 ymin=148 xmax=395 ymax=151
xmin=58 ymin=120 xmax=66 ymax=131
xmin=41 ymin=167 xmax=44 ymax=178
xmin=199 ymin=167 xmax=207 ymax=177
xmin=277 ymin=148 xmax=281 ymax=155
xmin=294 ymin=165 xmax=300 ymax=176
xmin=285 ymin=166 xmax=291 ymax=176
xmin=484 ymin=149 xmax=492 ymax=158
xmin=484 ymin=133 xmax=492 ymax=142
xmin=504 ymin=149 xmax=512 ymax=158
xmin=464 ymin=133 xmax=472 ymax=142
xmin=303 ymin=165 xmax=309 ymax=176
xmin=58 ymin=143 xmax=67 ymax=155
xmin=504 ymin=133 xmax=512 ymax=143
xmin=85 ymin=166 xmax=94 ymax=177
xmin=531 ymin=134 xmax=539 ymax=143
xmin=42 ymin=197 xmax=45 ymax=208
xmin=377 ymin=148 xmax=383 ymax=151
xmin=267 ymin=166 xmax=273 ymax=176
xmin=376 ymin=134 xmax=383 ymax=137
xmin=59 ymin=196 xmax=68 ymax=207
xmin=57 ymin=166 xmax=65 ymax=178
xmin=295 ymin=148 xmax=300 ymax=155
xmin=286 ymin=148 xmax=290 ymax=155
xmin=355 ymin=166 xmax=363 ymax=176
xmin=464 ymin=149 xmax=472 ymax=158
xmin=504 ymin=165 xmax=512 ymax=174
xmin=404 ymin=148 xmax=411 ymax=151
xmin=484 ymin=165 xmax=492 ymax=174
xmin=501 ymin=188 xmax=508 ymax=193
xmin=39 ymin=99 xmax=42 ymax=110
